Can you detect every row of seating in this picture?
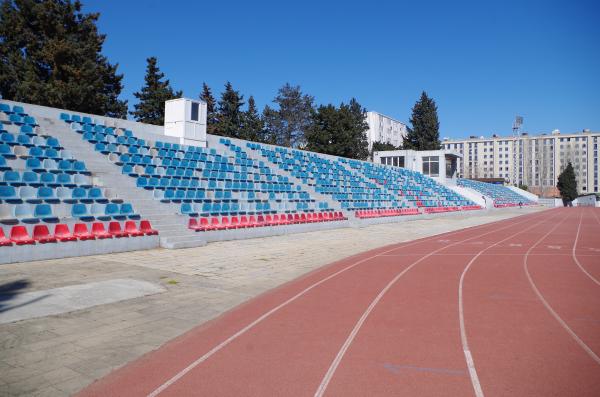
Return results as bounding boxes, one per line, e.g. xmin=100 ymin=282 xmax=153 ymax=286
xmin=2 ymin=170 xmax=91 ymax=187
xmin=1 ymin=202 xmax=137 ymax=223
xmin=355 ymin=208 xmax=421 ymax=219
xmin=0 ymin=185 xmax=111 ymax=204
xmin=188 ymin=211 xmax=347 ymax=231
xmin=0 ymin=220 xmax=157 ymax=246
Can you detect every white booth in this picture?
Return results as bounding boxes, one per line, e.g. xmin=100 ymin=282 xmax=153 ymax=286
xmin=164 ymin=98 xmax=207 ymax=147
xmin=373 ymin=149 xmax=462 ymax=184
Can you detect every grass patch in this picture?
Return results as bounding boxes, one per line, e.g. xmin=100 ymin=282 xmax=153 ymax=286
xmin=166 ymin=279 xmax=179 ymax=285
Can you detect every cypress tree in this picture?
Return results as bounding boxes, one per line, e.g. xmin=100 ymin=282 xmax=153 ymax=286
xmin=200 ymin=82 xmax=218 ymax=134
xmin=404 ymin=91 xmax=441 ymax=150
xmin=305 ymin=98 xmax=369 ymax=160
xmin=130 ymin=57 xmax=181 ymax=125
xmin=557 ymin=162 xmax=578 ymax=206
xmin=263 ymin=83 xmax=314 ymax=147
xmin=214 ymin=81 xmax=244 ymax=138
xmin=371 ymin=141 xmax=400 ymax=152
xmin=241 ymin=95 xmax=265 ymax=142
xmin=0 ymin=0 xmax=128 ymax=117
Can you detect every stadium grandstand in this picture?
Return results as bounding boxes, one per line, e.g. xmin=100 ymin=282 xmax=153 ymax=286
xmin=0 ymin=99 xmax=537 ymax=264
xmin=457 ymin=178 xmax=536 ymax=207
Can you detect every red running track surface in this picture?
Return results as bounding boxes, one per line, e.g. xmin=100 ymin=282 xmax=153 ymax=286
xmin=78 ymin=207 xmax=600 ymax=397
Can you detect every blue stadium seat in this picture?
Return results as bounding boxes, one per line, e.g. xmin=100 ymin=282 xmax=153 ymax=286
xmin=0 ymin=143 xmax=15 ymax=159
xmin=37 ymin=186 xmax=59 ymax=203
xmin=3 ymin=170 xmax=22 ymax=186
xmin=0 ymin=185 xmax=21 ymax=203
xmin=19 ymin=186 xmax=39 ymax=203
xmin=0 ymin=156 xmax=8 ymax=171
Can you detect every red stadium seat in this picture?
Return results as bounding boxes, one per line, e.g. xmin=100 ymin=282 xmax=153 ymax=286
xmin=210 ymin=217 xmax=221 ymax=230
xmin=300 ymin=213 xmax=308 ymax=223
xmin=33 ymin=224 xmax=57 ymax=243
xmin=265 ymin=214 xmax=274 ymax=226
xmin=91 ymin=222 xmax=112 ymax=239
xmin=248 ymin=215 xmax=258 ymax=227
xmin=287 ymin=214 xmax=295 ymax=224
xmin=293 ymin=213 xmax=301 ymax=223
xmin=193 ymin=217 xmax=210 ymax=231
xmin=125 ymin=221 xmax=144 ymax=237
xmin=54 ymin=224 xmax=77 ymax=242
xmin=239 ymin=216 xmax=250 ymax=228
xmin=229 ymin=216 xmax=240 ymax=229
xmin=10 ymin=226 xmax=35 ymax=245
xmin=188 ymin=218 xmax=199 ymax=230
xmin=140 ymin=220 xmax=159 ymax=235
xmin=256 ymin=215 xmax=266 ymax=226
xmin=108 ymin=221 xmax=128 ymax=238
xmin=0 ymin=228 xmax=13 ymax=246
xmin=73 ymin=223 xmax=95 ymax=240
xmin=220 ymin=217 xmax=231 ymax=229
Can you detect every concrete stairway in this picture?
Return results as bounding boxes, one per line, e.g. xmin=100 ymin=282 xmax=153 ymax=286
xmin=37 ymin=118 xmax=207 ymax=249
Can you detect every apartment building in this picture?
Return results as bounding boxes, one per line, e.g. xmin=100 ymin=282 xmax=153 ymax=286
xmin=365 ymin=111 xmax=407 ymax=151
xmin=442 ymin=130 xmax=600 ymax=195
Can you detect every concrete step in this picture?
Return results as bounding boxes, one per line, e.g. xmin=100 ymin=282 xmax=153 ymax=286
xmin=159 ymin=235 xmax=207 ymax=249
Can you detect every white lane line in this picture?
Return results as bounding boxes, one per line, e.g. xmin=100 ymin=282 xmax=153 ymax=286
xmin=524 ymin=212 xmax=600 ymax=365
xmin=457 ymin=211 xmax=562 ymax=397
xmin=572 ymin=209 xmax=600 ymax=286
xmin=313 ymin=212 xmax=548 ymax=397
xmin=146 ymin=214 xmax=537 ymax=397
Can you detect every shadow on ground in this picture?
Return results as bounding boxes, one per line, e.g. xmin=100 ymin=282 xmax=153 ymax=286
xmin=0 ymin=279 xmax=38 ymax=313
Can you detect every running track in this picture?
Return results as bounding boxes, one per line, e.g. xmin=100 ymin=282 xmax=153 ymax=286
xmin=79 ymin=207 xmax=600 ymax=396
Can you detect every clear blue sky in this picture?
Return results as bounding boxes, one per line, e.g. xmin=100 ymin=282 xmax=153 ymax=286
xmin=84 ymin=0 xmax=599 ymax=139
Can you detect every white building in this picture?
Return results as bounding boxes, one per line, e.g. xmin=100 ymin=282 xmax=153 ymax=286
xmin=442 ymin=130 xmax=600 ymax=196
xmin=373 ymin=149 xmax=461 ymax=184
xmin=365 ymin=111 xmax=407 ymax=151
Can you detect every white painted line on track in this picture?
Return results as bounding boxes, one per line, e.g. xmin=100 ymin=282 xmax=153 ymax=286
xmin=571 ymin=209 xmax=600 ymax=286
xmin=313 ymin=212 xmax=549 ymax=397
xmin=524 ymin=211 xmax=600 ymax=365
xmin=457 ymin=210 xmax=563 ymax=397
xmin=146 ymin=213 xmax=542 ymax=397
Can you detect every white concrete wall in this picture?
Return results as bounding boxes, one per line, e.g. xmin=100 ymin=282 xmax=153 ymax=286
xmin=575 ymin=194 xmax=598 ymax=207
xmin=446 ymin=185 xmax=490 ymax=208
xmin=507 ymin=186 xmax=539 ymax=202
xmin=538 ymin=197 xmax=562 ymax=207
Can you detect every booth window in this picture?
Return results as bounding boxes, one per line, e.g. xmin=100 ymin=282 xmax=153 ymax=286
xmin=422 ymin=156 xmax=439 ymax=177
xmin=191 ymin=102 xmax=199 ymax=121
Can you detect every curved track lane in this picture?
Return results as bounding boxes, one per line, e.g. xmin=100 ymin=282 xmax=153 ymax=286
xmin=77 ymin=208 xmax=600 ymax=397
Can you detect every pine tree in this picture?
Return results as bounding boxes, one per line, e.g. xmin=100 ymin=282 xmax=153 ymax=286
xmin=557 ymin=162 xmax=578 ymax=206
xmin=404 ymin=91 xmax=441 ymax=150
xmin=305 ymin=98 xmax=369 ymax=160
xmin=214 ymin=81 xmax=244 ymax=138
xmin=130 ymin=57 xmax=181 ymax=125
xmin=263 ymin=83 xmax=314 ymax=147
xmin=200 ymin=82 xmax=218 ymax=134
xmin=241 ymin=96 xmax=266 ymax=142
xmin=0 ymin=0 xmax=128 ymax=117
xmin=371 ymin=141 xmax=400 ymax=153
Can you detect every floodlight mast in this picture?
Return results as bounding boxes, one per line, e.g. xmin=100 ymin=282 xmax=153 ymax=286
xmin=512 ymin=116 xmax=523 ymax=186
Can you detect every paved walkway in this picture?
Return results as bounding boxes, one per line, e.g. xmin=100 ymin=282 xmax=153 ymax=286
xmin=0 ymin=208 xmax=543 ymax=396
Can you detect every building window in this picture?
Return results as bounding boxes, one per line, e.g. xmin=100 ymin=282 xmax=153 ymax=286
xmin=191 ymin=102 xmax=199 ymax=121
xmin=422 ymin=156 xmax=439 ymax=177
